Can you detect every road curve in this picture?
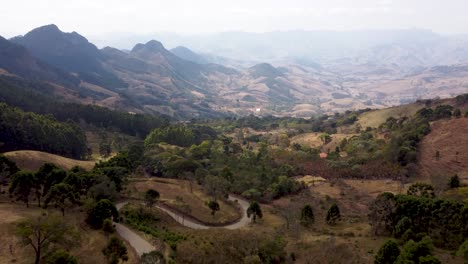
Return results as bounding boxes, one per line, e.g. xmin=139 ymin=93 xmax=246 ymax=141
xmin=113 ymin=222 xmax=156 ymax=256
xmin=116 ymin=195 xmax=251 ymax=230
xmin=115 ymin=195 xmax=250 ymax=255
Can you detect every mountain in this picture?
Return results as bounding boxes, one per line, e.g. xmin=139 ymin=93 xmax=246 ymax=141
xmin=0 ymin=35 xmax=79 ymax=87
xmin=11 ymin=24 xmax=126 ymax=89
xmin=101 ymin=40 xmax=242 ymax=118
xmin=4 ymin=25 xmax=468 ymax=119
xmin=170 ymin=46 xmax=208 ymax=64
xmin=248 ymin=63 xmax=284 ymax=79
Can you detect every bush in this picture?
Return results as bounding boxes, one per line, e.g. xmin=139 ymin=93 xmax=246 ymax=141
xmin=375 ymin=240 xmax=400 ymax=264
xmin=86 ymin=199 xmax=119 ymax=229
xmin=45 ymin=249 xmax=78 ymax=264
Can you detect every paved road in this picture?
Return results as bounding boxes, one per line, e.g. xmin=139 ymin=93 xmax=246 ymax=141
xmin=144 ymin=195 xmax=251 ymax=230
xmin=114 ymin=222 xmax=156 ymax=256
xmin=115 ymin=195 xmax=250 ymax=255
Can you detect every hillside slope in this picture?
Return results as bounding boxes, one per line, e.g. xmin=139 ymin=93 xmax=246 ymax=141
xmin=416 ymin=118 xmax=468 ymax=188
xmin=3 ymin=150 xmax=95 ymax=171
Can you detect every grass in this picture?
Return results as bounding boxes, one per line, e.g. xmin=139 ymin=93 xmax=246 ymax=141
xmin=126 ymin=177 xmax=240 ymax=224
xmin=290 ymin=132 xmax=356 ymax=152
xmin=3 ymin=150 xmax=95 ymax=171
xmin=357 ymin=103 xmax=423 ymax=128
xmin=0 ymin=202 xmax=139 ymax=264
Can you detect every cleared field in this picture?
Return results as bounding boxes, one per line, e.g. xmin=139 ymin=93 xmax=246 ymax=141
xmin=417 ymin=118 xmax=468 ymax=189
xmin=127 ymin=177 xmax=241 ymax=225
xmin=3 ymin=150 xmax=95 ymax=171
xmin=0 ymin=203 xmax=138 ymax=264
xmin=357 ymin=103 xmax=423 ymax=128
xmin=343 ymin=179 xmax=406 ymax=197
xmin=291 ymin=132 xmax=356 ymax=152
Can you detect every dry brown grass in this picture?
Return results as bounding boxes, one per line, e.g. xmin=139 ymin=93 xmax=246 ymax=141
xmin=357 ymin=103 xmax=423 ymax=128
xmin=342 ymin=179 xmax=407 ymax=198
xmin=416 ymin=118 xmax=468 ymax=189
xmin=3 ymin=150 xmax=95 ymax=171
xmin=0 ymin=203 xmax=138 ymax=264
xmin=127 ymin=177 xmax=240 ymax=224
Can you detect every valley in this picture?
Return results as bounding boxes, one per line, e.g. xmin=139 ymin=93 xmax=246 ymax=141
xmin=0 ymin=16 xmax=468 ymax=264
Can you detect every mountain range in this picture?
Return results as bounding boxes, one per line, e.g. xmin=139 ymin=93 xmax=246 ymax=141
xmin=1 ymin=25 xmax=468 ymax=119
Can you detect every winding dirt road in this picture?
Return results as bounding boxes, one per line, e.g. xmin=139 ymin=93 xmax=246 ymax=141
xmin=115 ymin=195 xmax=251 ymax=255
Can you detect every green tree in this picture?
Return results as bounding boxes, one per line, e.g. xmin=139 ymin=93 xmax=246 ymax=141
xmin=86 ymin=199 xmax=119 ymax=229
xmin=15 ymin=213 xmax=79 ymax=264
xmin=369 ymin=192 xmax=397 ymax=236
xmin=247 ymin=201 xmax=263 ymax=223
xmin=300 ymin=204 xmax=315 ymax=226
xmin=407 ymin=183 xmax=435 ymax=198
xmin=102 ymin=218 xmax=115 ymax=235
xmin=9 ymin=172 xmax=35 ymax=207
xmin=102 ymin=236 xmax=128 ymax=264
xmin=448 ymin=175 xmax=460 ymax=189
xmin=456 ymin=239 xmax=468 ymax=262
xmin=220 ymin=166 xmax=234 ymax=183
xmin=44 ymin=183 xmax=79 ymax=216
xmin=375 ymin=240 xmax=400 ymax=264
xmin=207 ymin=200 xmax=220 ymax=217
xmin=144 ymin=189 xmax=160 ymax=208
xmin=326 ymin=203 xmax=341 ymax=225
xmin=0 ymin=154 xmax=19 ymax=193
xmin=319 ymin=133 xmax=332 ymax=145
xmin=394 ymin=217 xmax=412 ymax=238
xmin=45 ymin=249 xmax=78 ymax=264
xmin=453 ymin=109 xmax=462 ymax=118
xmin=395 ymin=237 xmax=440 ymax=264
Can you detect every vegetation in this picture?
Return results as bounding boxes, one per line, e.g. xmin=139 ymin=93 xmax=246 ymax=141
xmin=0 ymin=103 xmax=87 ymax=159
xmin=326 ymin=203 xmax=341 ymax=225
xmin=369 ymin=192 xmax=468 ymax=249
xmin=15 ymin=213 xmax=79 ymax=264
xmin=102 ymin=236 xmax=128 ymax=264
xmin=247 ymin=201 xmax=263 ymax=223
xmin=144 ymin=189 xmax=160 ymax=208
xmin=0 ymin=76 xmax=168 ymax=137
xmin=375 ymin=240 xmax=400 ymax=264
xmin=86 ymin=199 xmax=119 ymax=229
xmin=45 ymin=249 xmax=78 ymax=264
xmin=300 ymin=204 xmax=315 ymax=226
xmin=207 ymin=200 xmax=220 ymax=217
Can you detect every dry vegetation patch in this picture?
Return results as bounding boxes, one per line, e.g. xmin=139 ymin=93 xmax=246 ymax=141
xmin=357 ymin=103 xmax=423 ymax=128
xmin=3 ymin=150 xmax=95 ymax=171
xmin=416 ymin=118 xmax=468 ymax=188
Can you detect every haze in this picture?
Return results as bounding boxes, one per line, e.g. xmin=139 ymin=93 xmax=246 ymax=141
xmin=1 ymin=0 xmax=468 ymax=40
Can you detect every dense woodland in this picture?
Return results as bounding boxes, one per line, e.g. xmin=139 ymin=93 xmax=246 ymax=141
xmin=0 ymin=103 xmax=88 ymax=159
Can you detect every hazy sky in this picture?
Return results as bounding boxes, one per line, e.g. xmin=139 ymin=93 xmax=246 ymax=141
xmin=1 ymin=0 xmax=467 ymax=38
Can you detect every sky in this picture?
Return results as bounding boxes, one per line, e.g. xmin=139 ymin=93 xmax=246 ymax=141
xmin=1 ymin=0 xmax=468 ymax=38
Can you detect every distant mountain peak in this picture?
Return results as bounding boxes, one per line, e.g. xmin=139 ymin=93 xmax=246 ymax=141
xmin=131 ymin=40 xmax=166 ymax=53
xmin=248 ymin=63 xmax=283 ymax=78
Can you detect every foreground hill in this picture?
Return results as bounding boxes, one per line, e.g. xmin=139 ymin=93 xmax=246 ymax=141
xmin=3 ymin=150 xmax=95 ymax=171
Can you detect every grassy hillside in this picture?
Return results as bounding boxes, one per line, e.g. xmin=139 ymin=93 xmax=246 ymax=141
xmin=357 ymin=103 xmax=423 ymax=128
xmin=3 ymin=150 xmax=95 ymax=171
xmin=416 ymin=118 xmax=468 ymax=188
